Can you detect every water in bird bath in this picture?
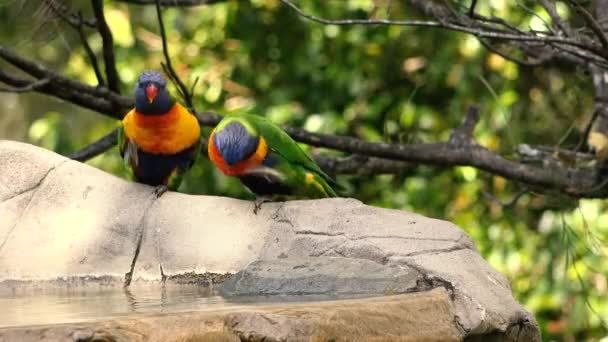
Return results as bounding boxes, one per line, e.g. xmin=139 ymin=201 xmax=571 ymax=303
xmin=0 ymin=282 xmax=233 ymax=328
xmin=0 ymin=279 xmax=360 ymax=328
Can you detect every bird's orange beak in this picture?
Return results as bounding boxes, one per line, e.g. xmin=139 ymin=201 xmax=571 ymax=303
xmin=146 ymin=84 xmax=158 ymax=103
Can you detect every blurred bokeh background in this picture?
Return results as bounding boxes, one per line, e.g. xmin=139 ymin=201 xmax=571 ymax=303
xmin=0 ymin=0 xmax=606 ymax=340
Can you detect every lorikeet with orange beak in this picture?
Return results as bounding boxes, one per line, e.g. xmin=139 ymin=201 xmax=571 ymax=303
xmin=118 ymin=71 xmax=201 ymax=195
xmin=208 ymin=114 xmax=338 ymax=211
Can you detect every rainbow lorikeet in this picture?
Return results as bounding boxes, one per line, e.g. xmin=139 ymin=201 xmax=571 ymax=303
xmin=117 ymin=71 xmax=201 ymax=196
xmin=208 ymin=114 xmax=338 ymax=211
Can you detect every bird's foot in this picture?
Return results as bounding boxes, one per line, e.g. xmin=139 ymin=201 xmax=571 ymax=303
xmin=153 ymin=185 xmax=168 ymax=198
xmin=253 ymin=196 xmax=273 ymax=215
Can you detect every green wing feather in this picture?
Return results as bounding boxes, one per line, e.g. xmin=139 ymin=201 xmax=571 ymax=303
xmin=234 ymin=114 xmax=331 ymax=177
xmin=229 ymin=114 xmax=340 ymax=196
xmin=117 ymin=122 xmax=136 ymax=181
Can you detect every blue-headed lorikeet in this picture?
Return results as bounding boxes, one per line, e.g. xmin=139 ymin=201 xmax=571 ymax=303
xmin=208 ymin=114 xmax=338 ymax=211
xmin=117 ymin=71 xmax=201 ymax=196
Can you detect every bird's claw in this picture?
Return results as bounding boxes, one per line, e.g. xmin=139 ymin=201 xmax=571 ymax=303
xmin=153 ymin=185 xmax=168 ymax=198
xmin=253 ymin=197 xmax=272 ymax=215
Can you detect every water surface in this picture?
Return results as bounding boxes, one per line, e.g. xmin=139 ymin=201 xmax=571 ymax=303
xmin=0 ymin=283 xmax=357 ymax=328
xmin=0 ymin=284 xmax=232 ymax=328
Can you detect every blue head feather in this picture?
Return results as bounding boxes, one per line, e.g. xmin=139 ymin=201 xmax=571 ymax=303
xmin=134 ymin=71 xmax=174 ymax=115
xmin=214 ymin=121 xmax=260 ymax=165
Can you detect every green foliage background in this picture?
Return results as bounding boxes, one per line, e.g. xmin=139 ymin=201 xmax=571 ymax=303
xmin=0 ymin=1 xmax=606 ymax=340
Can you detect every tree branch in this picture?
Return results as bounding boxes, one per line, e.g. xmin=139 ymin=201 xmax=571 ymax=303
xmin=278 ymin=0 xmax=604 ymax=57
xmin=0 ymin=45 xmax=605 ymax=198
xmin=116 ymin=0 xmax=225 ymax=6
xmin=482 ymin=187 xmax=529 ymax=207
xmin=468 ymin=0 xmax=477 ymax=17
xmin=568 ymin=0 xmax=608 ymax=52
xmin=91 ymin=0 xmax=121 ymax=93
xmin=315 ymin=154 xmax=414 ymax=176
xmin=0 ymin=77 xmax=50 ymax=93
xmin=76 ymin=11 xmax=105 ymax=87
xmin=40 ymin=0 xmax=97 ymax=28
xmin=154 ymin=0 xmax=195 ymax=110
xmin=577 ymin=107 xmax=602 ymax=152
xmin=539 ymin=0 xmax=573 ymax=37
xmin=0 ymin=45 xmax=131 ymax=117
xmin=69 ymin=129 xmax=118 ymax=161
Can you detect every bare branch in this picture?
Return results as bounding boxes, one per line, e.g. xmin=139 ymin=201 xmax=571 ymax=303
xmin=40 ymin=0 xmax=97 ymax=28
xmin=91 ymin=0 xmax=121 ymax=93
xmin=0 ymin=45 xmax=131 ymax=117
xmin=577 ymin=107 xmax=602 ymax=152
xmin=69 ymin=129 xmax=118 ymax=161
xmin=278 ymin=0 xmax=604 ymax=57
xmin=568 ymin=0 xmax=608 ymax=52
xmin=37 ymin=3 xmax=104 ymax=86
xmin=0 ymin=77 xmax=50 ymax=93
xmin=539 ymin=0 xmax=573 ymax=37
xmin=468 ymin=0 xmax=477 ymax=17
xmin=69 ymin=131 xmax=414 ymax=177
xmin=154 ymin=0 xmax=195 ymax=110
xmin=478 ymin=39 xmax=547 ymax=67
xmin=482 ymin=188 xmax=529 ymax=207
xmin=0 ymin=44 xmax=604 ymax=198
xmin=76 ymin=11 xmax=105 ymax=87
xmin=116 ymin=0 xmax=225 ymax=6
xmin=315 ymin=154 xmax=415 ymax=176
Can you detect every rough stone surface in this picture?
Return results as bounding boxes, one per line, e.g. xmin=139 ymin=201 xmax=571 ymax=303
xmin=0 ymin=141 xmax=541 ymax=341
xmin=221 ymin=257 xmax=421 ymax=296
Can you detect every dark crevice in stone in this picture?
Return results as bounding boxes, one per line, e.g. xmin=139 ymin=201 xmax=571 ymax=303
xmin=295 ymin=230 xmax=463 ymax=244
xmin=123 ymin=188 xmax=165 ymax=287
xmin=270 ymin=203 xmax=294 ymax=227
xmin=294 ymin=230 xmax=346 ymax=237
xmin=464 ymin=318 xmax=541 ymax=342
xmin=399 ymin=244 xmax=470 ymax=257
xmin=351 ymin=234 xmax=462 ymax=242
xmin=166 ymin=271 xmax=233 ymax=285
xmin=0 ymin=160 xmax=64 ymax=204
xmin=414 ymin=273 xmax=456 ymax=300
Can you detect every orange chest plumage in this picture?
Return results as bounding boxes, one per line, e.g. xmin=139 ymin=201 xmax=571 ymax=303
xmin=208 ymin=131 xmax=268 ymax=176
xmin=122 ymin=104 xmax=200 ymax=155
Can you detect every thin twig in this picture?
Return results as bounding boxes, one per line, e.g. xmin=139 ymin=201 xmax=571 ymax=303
xmin=91 ymin=0 xmax=121 ymax=93
xmin=43 ymin=3 xmax=105 ymax=86
xmin=117 ymin=0 xmax=225 ymax=6
xmin=539 ymin=0 xmax=573 ymax=36
xmin=0 ymin=78 xmax=50 ymax=93
xmin=576 ymin=107 xmax=602 ymax=151
xmin=277 ymin=0 xmax=605 ymax=58
xmin=479 ymin=39 xmax=546 ymax=67
xmin=468 ymin=0 xmax=477 ymax=17
xmin=0 ymin=45 xmax=130 ymax=116
xmin=568 ymin=0 xmax=608 ymax=52
xmin=482 ymin=187 xmax=529 ymax=207
xmin=154 ymin=0 xmax=195 ymax=110
xmin=76 ymin=11 xmax=105 ymax=87
xmin=69 ymin=129 xmax=118 ymax=161
xmin=41 ymin=0 xmax=97 ymax=28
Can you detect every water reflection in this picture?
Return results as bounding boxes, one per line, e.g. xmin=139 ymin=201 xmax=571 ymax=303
xmin=0 ymin=284 xmax=225 ymax=328
xmin=1 ymin=282 xmax=375 ymax=329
